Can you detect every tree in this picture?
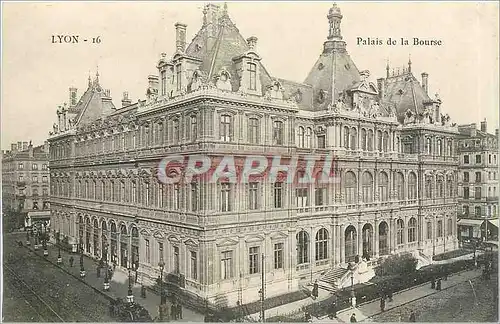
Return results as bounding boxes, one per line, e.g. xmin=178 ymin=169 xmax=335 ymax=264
xmin=375 ymin=253 xmax=418 ymax=277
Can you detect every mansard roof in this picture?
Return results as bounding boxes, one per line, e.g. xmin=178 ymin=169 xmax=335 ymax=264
xmin=383 ymin=71 xmax=433 ymax=124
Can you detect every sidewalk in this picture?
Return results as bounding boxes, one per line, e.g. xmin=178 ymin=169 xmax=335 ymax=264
xmin=333 ymin=268 xmax=482 ymax=323
xmin=26 ymin=240 xmax=204 ymax=322
xmin=433 ymin=251 xmax=483 ymax=265
xmin=248 ymin=284 xmax=331 ymax=321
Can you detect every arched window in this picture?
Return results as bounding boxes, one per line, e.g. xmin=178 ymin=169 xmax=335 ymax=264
xmin=345 ymin=226 xmax=357 ymax=262
xmin=350 ymin=128 xmax=357 ymax=150
xmin=437 ymin=139 xmax=443 ymax=156
xmin=344 ymin=126 xmax=350 ymax=149
xmin=362 ymin=171 xmax=373 ymax=203
xmin=408 ymin=172 xmax=417 ymax=200
xmin=367 ymin=130 xmax=374 ymax=151
xmin=447 ymin=174 xmax=454 ymax=197
xmin=447 ymin=140 xmax=452 ymax=156
xmin=361 ymin=129 xmax=367 ymax=150
xmin=383 ymin=132 xmax=389 ymax=152
xmin=426 ymin=138 xmax=431 ymax=155
xmin=395 ymin=136 xmax=400 ymax=153
xmin=377 ymin=130 xmax=383 ymax=151
xmin=378 ymin=172 xmax=389 ymax=201
xmin=397 ymin=219 xmax=404 ymax=245
xmin=298 ymin=126 xmax=305 ymax=148
xmin=425 ymin=175 xmax=433 ymax=199
xmin=395 ymin=172 xmax=405 ymax=200
xmin=344 ymin=171 xmax=357 ymax=204
xmin=315 ymin=228 xmax=328 ymax=261
xmin=437 ymin=175 xmax=444 ymax=197
xmin=408 ymin=217 xmax=417 ymax=242
xmin=306 ymin=128 xmax=312 ymax=148
xmin=297 ymin=230 xmax=309 ymax=264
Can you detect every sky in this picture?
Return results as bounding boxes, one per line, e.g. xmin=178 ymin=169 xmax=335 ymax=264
xmin=2 ymin=1 xmax=499 ymax=149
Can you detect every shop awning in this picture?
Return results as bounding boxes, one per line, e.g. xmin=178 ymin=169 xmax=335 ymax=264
xmin=487 ymin=219 xmax=499 ymax=228
xmin=457 ymin=219 xmax=484 ymax=227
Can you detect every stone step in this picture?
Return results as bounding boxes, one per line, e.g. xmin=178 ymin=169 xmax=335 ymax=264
xmin=319 ymin=268 xmax=348 ymax=286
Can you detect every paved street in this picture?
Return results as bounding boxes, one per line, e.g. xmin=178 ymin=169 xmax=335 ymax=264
xmin=3 ymin=233 xmax=114 ymax=322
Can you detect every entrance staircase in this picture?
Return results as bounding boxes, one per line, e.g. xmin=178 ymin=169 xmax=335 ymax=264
xmin=317 ymin=267 xmax=349 ymax=293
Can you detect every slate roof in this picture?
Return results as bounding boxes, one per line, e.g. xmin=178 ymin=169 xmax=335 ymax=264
xmin=383 ymin=72 xmax=432 ymax=123
xmin=72 ymin=77 xmax=116 ymax=126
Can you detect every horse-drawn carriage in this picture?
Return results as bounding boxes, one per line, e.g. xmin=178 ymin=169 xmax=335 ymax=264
xmin=109 ymin=298 xmax=152 ymax=322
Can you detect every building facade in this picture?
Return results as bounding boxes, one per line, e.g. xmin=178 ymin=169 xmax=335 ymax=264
xmin=457 ymin=121 xmax=499 ymax=240
xmin=49 ymin=3 xmax=459 ymax=307
xmin=2 ymin=141 xmax=51 ymax=231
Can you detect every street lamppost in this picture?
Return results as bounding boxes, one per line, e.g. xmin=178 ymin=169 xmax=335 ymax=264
xmin=26 ymin=230 xmax=31 ymax=246
xmin=80 ymin=239 xmax=86 ymax=277
xmin=56 ymin=231 xmax=62 ymax=264
xmin=348 ymin=262 xmax=356 ymax=308
xmin=103 ymin=242 xmax=110 ymax=291
xmin=127 ymin=261 xmax=134 ymax=303
xmin=42 ymin=221 xmax=49 ymax=256
xmin=158 ymin=260 xmax=166 ymax=320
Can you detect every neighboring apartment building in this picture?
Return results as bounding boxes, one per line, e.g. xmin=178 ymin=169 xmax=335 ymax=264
xmin=457 ymin=121 xmax=499 ymax=241
xmin=48 ymin=3 xmax=459 ymax=307
xmin=2 ymin=141 xmax=51 ymax=231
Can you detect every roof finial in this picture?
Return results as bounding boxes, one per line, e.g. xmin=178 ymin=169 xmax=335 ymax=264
xmin=408 ymin=54 xmax=412 ymax=73
xmin=223 ymin=2 xmax=228 ymax=14
xmin=386 ymin=59 xmax=390 ymax=78
xmin=88 ymin=71 xmax=92 ymax=88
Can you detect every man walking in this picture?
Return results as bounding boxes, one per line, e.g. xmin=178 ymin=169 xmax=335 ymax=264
xmin=380 ymin=297 xmax=386 ymax=312
xmin=69 ymin=256 xmax=74 ymax=267
xmin=409 ymin=310 xmax=417 ymax=322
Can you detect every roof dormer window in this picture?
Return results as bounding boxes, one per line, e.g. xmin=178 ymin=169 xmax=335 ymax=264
xmin=247 ymin=62 xmax=257 ymax=90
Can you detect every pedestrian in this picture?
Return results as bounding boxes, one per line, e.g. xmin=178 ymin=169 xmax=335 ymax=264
xmin=141 ymin=285 xmax=147 ymax=298
xmin=387 ymin=290 xmax=393 ymax=302
xmin=113 ymin=261 xmax=116 ymax=271
xmin=171 ymin=303 xmax=177 ymax=320
xmin=436 ymin=278 xmax=442 ymax=291
xmin=69 ymin=256 xmax=74 ymax=267
xmin=409 ymin=310 xmax=416 ymax=322
xmin=350 ymin=313 xmax=357 ymax=323
xmin=380 ymin=297 xmax=386 ymax=312
xmin=177 ymin=303 xmax=183 ymax=319
xmin=431 ymin=277 xmax=435 ymax=289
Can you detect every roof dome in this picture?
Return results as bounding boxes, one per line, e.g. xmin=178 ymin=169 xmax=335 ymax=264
xmin=329 ymin=3 xmax=342 ymax=16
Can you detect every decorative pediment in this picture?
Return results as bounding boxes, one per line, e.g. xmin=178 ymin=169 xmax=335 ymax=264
xmin=168 ymin=235 xmax=181 ymax=244
xmin=153 ymin=231 xmax=164 ymax=240
xmin=215 ymin=67 xmax=232 ymax=91
xmin=216 ymin=237 xmax=239 ymax=247
xmin=245 ymin=235 xmax=264 ymax=243
xmin=315 ymin=125 xmax=326 ymax=135
xmin=270 ymin=231 xmax=288 ymax=240
xmin=184 ymin=238 xmax=199 ymax=248
xmin=265 ymin=80 xmax=284 ymax=100
xmin=140 ymin=229 xmax=151 ymax=237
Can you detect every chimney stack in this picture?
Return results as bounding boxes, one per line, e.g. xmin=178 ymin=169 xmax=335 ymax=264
xmin=421 ymin=72 xmax=428 ymax=94
xmin=377 ymin=78 xmax=385 ymax=100
xmin=471 ymin=124 xmax=477 ymax=137
xmin=480 ymin=119 xmax=487 ymax=133
xmin=247 ymin=36 xmax=258 ymax=50
xmin=104 ymin=89 xmax=111 ymax=97
xmin=22 ymin=142 xmax=28 ymax=151
xmin=175 ymin=22 xmax=187 ymax=52
xmin=11 ymin=143 xmax=17 ymax=152
xmin=69 ymin=87 xmax=78 ymax=106
xmin=122 ymin=91 xmax=132 ymax=107
xmin=17 ymin=141 xmax=22 ymax=151
xmin=496 ymin=129 xmax=499 ymax=138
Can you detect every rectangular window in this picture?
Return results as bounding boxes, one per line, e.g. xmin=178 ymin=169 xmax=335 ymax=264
xmin=173 ymin=184 xmax=180 ymax=210
xmin=317 ymin=135 xmax=326 ymax=149
xmin=173 ymin=246 xmax=180 ymax=273
xmin=158 ymin=185 xmax=164 ymax=207
xmin=463 ymin=172 xmax=469 ymax=182
xmin=42 ymin=164 xmax=47 ymax=170
xmin=42 ymin=188 xmax=48 ymax=196
xmin=248 ymin=62 xmax=257 ymax=90
xmin=427 ymin=222 xmax=432 ymax=240
xmin=42 ymin=176 xmax=48 ymax=183
xmin=18 ymin=163 xmax=24 ymax=170
xmin=274 ymin=182 xmax=283 ymax=208
xmin=175 ymin=64 xmax=182 ymax=91
xmin=248 ymin=182 xmax=258 ymax=210
xmin=274 ymin=243 xmax=283 ymax=269
xmin=221 ymin=183 xmax=231 ymax=212
xmin=161 ymin=70 xmax=167 ymax=96
xmin=248 ymin=118 xmax=259 ymax=144
xmin=296 ymin=188 xmax=309 ymax=207
xmin=463 ymin=155 xmax=469 ymax=164
xmin=191 ymin=116 xmax=198 ymax=141
xmin=463 ymin=187 xmax=469 ymax=199
xmin=32 ymin=188 xmax=38 ymax=196
xmin=221 ymin=251 xmax=233 ymax=280
xmin=220 ymin=115 xmax=232 ymax=142
xmin=315 ymin=188 xmax=325 ymax=206
xmin=437 ymin=220 xmax=443 ymax=237
xmin=191 ymin=182 xmax=198 ymax=211
xmin=475 ymin=206 xmax=482 ymax=217
xmin=158 ymin=242 xmax=164 ymax=262
xmin=32 ymin=176 xmax=38 ymax=183
xmin=463 ymin=205 xmax=469 ymax=216
xmin=32 ymin=163 xmax=38 ymax=170
xmin=475 ymin=172 xmax=481 ymax=183
xmin=145 ymin=239 xmax=151 ymax=263
xmin=19 ymin=175 xmax=24 ymax=182
xmin=476 ymin=154 xmax=481 ymax=164
xmin=475 ymin=187 xmax=481 ymax=199
xmin=273 ymin=121 xmax=284 ymax=145
xmin=190 ymin=251 xmax=198 ymax=280
xmin=249 ymin=246 xmax=260 ymax=274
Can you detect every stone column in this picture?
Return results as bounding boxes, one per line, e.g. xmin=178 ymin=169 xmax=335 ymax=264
xmin=339 ymin=224 xmax=345 ymax=264
xmin=389 ymin=219 xmax=395 ymax=253
xmin=331 ymin=224 xmax=336 ymax=266
xmin=373 ymin=220 xmax=379 ymax=258
xmin=357 ymin=222 xmax=363 ymax=258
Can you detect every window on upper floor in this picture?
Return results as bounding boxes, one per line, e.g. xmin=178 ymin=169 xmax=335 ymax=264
xmin=32 ymin=176 xmax=38 ymax=183
xmin=273 ymin=121 xmax=284 ymax=145
xmin=298 ymin=126 xmax=305 ymax=148
xmin=161 ymin=70 xmax=167 ymax=96
xmin=42 ymin=164 xmax=47 ymax=170
xmin=426 ymin=138 xmax=431 ymax=155
xmin=190 ymin=115 xmax=198 ymax=141
xmin=306 ymin=128 xmax=312 ymax=148
xmin=475 ymin=172 xmax=481 ymax=183
xmin=475 ymin=187 xmax=482 ymax=199
xmin=274 ymin=182 xmax=284 ymax=208
xmin=220 ymin=114 xmax=233 ymax=142
xmin=317 ymin=135 xmax=326 ymax=149
xmin=463 ymin=187 xmax=469 ymax=199
xmin=247 ymin=63 xmax=257 ymax=90
xmin=248 ymin=117 xmax=259 ymax=144
xmin=248 ymin=182 xmax=259 ymax=210
xmin=489 ymin=154 xmax=492 ymax=164
xmin=463 ymin=205 xmax=469 ymax=216
xmin=437 ymin=139 xmax=443 ymax=156
xmin=172 ymin=119 xmax=180 ymax=143
xmin=32 ymin=163 xmax=38 ymax=170
xmin=18 ymin=175 xmax=24 ymax=182
xmin=464 ymin=155 xmax=469 ymax=164
xmin=476 ymin=154 xmax=482 ymax=164
xmin=220 ymin=183 xmax=231 ymax=212
xmin=475 ymin=206 xmax=481 ymax=217
xmin=175 ymin=64 xmax=182 ymax=91
xmin=464 ymin=172 xmax=469 ymax=182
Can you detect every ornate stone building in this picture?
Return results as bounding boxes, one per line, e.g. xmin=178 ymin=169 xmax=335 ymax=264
xmin=2 ymin=141 xmax=51 ymax=230
xmin=48 ymin=3 xmax=459 ymax=307
xmin=457 ymin=121 xmax=498 ymax=240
